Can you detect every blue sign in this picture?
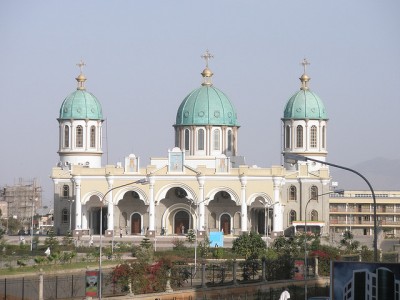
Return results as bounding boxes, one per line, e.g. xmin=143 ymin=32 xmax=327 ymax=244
xmin=209 ymin=231 xmax=224 ymax=247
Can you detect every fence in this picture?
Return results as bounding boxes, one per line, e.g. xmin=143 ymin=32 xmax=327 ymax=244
xmin=0 ymin=259 xmax=327 ymax=300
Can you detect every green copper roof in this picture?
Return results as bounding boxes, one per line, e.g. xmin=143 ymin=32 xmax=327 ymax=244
xmin=175 ymin=85 xmax=238 ymax=126
xmin=59 ymin=90 xmax=103 ymax=120
xmin=283 ymin=89 xmax=327 ymax=120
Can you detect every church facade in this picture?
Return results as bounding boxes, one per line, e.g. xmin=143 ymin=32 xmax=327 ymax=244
xmin=51 ymin=54 xmax=333 ymax=238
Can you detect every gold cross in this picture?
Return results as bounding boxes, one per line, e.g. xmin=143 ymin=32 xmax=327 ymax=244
xmin=76 ymin=60 xmax=86 ymax=74
xmin=301 ymin=58 xmax=310 ymax=74
xmin=201 ymin=50 xmax=214 ymax=68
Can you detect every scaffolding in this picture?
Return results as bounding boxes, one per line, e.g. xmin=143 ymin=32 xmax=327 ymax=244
xmin=1 ymin=178 xmax=42 ymax=233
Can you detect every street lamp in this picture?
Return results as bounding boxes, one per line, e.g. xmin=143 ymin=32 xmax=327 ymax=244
xmin=285 ymin=153 xmax=378 ymax=261
xmin=30 ymin=197 xmax=38 ymax=251
xmin=187 ymin=197 xmax=209 ymax=275
xmin=304 ymin=189 xmax=344 ymax=300
xmin=258 ymin=200 xmax=278 ymax=247
xmin=98 ymin=178 xmax=149 ymax=300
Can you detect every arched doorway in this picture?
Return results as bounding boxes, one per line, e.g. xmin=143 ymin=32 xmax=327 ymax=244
xmin=220 ymin=213 xmax=231 ymax=235
xmin=175 ymin=211 xmax=189 ymax=234
xmin=131 ymin=213 xmax=141 ymax=235
xmin=258 ymin=210 xmax=265 ymax=235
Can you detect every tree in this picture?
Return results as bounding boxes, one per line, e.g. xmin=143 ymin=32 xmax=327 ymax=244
xmin=44 ymin=228 xmax=60 ymax=251
xmin=340 ymin=230 xmax=360 ymax=254
xmin=186 ymin=229 xmax=196 ymax=244
xmin=198 ymin=234 xmax=211 ymax=259
xmin=232 ymin=232 xmax=266 ymax=259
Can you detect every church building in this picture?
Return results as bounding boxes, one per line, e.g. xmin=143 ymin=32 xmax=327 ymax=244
xmin=51 ymin=52 xmax=333 ymax=239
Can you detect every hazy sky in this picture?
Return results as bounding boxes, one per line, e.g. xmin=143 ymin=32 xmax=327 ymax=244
xmin=1 ymin=1 xmax=399 ymax=206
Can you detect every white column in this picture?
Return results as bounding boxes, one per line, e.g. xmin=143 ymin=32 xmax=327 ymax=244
xmin=273 ymin=177 xmax=284 ymax=233
xmin=106 ymin=178 xmax=114 ymax=231
xmin=82 ymin=205 xmax=88 ymax=230
xmin=74 ymin=177 xmax=82 ymax=229
xmin=149 ymin=176 xmax=155 ymax=231
xmin=197 ymin=175 xmax=205 ymax=231
xmin=240 ymin=176 xmax=248 ymax=232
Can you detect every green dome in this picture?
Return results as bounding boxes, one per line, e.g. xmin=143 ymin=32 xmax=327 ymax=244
xmin=59 ymin=89 xmax=103 ymax=120
xmin=283 ymin=89 xmax=327 ymax=120
xmin=175 ymin=85 xmax=238 ymax=126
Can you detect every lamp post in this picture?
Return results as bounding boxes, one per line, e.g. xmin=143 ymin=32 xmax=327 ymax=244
xmin=286 ymin=153 xmax=378 ymax=262
xmin=98 ymin=178 xmax=148 ymax=300
xmin=187 ymin=197 xmax=209 ymax=275
xmin=258 ymin=200 xmax=278 ymax=247
xmin=30 ymin=197 xmax=38 ymax=251
xmin=303 ymin=189 xmax=344 ymax=300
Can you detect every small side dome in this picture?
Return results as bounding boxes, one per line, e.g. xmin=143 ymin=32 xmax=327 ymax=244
xmin=283 ymin=58 xmax=327 ymax=120
xmin=59 ymin=64 xmax=103 ymax=120
xmin=175 ymin=85 xmax=238 ymax=126
xmin=59 ymin=90 xmax=103 ymax=120
xmin=283 ymin=89 xmax=327 ymax=120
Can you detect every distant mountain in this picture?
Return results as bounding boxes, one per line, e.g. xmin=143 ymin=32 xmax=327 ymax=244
xmin=330 ymin=157 xmax=400 ymax=191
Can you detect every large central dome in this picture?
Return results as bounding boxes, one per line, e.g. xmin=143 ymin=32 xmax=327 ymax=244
xmin=175 ymin=85 xmax=238 ymax=126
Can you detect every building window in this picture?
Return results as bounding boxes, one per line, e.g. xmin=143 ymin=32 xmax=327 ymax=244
xmin=76 ymin=125 xmax=83 ymax=147
xmin=90 ymin=126 xmax=96 ymax=148
xmin=227 ymin=130 xmax=233 ymax=152
xmin=197 ymin=129 xmax=204 ymax=150
xmin=322 ymin=126 xmax=326 ymax=148
xmin=296 ymin=125 xmax=303 ymax=148
xmin=64 ymin=125 xmax=70 ymax=148
xmin=310 ymin=186 xmax=318 ymax=200
xmin=213 ymin=129 xmax=220 ymax=150
xmin=184 ymin=129 xmax=190 ymax=151
xmin=62 ymin=209 xmax=68 ymax=224
xmin=285 ymin=125 xmax=291 ymax=148
xmin=289 ymin=210 xmax=297 ymax=224
xmin=63 ymin=185 xmax=69 ymax=198
xmin=289 ymin=185 xmax=297 ymax=201
xmin=310 ymin=125 xmax=317 ymax=148
xmin=311 ymin=210 xmax=318 ymax=221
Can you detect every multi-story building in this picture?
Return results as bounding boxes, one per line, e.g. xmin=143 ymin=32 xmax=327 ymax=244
xmin=330 ymin=190 xmax=400 ymax=237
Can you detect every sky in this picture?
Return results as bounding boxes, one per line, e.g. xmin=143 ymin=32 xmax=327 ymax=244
xmin=0 ymin=1 xmax=399 ymax=207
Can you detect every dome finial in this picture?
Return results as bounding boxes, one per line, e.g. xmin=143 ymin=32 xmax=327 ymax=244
xmin=201 ymin=49 xmax=214 ymax=86
xmin=299 ymin=58 xmax=311 ymax=90
xmin=75 ymin=59 xmax=87 ymax=90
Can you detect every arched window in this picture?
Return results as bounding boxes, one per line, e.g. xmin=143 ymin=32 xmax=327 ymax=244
xmin=310 ymin=125 xmax=317 ymax=148
xmin=227 ymin=130 xmax=233 ymax=152
xmin=197 ymin=129 xmax=204 ymax=150
xmin=213 ymin=129 xmax=220 ymax=150
xmin=90 ymin=125 xmax=96 ymax=148
xmin=322 ymin=126 xmax=326 ymax=148
xmin=311 ymin=210 xmax=318 ymax=221
xmin=289 ymin=210 xmax=297 ymax=225
xmin=62 ymin=209 xmax=68 ymax=224
xmin=285 ymin=125 xmax=291 ymax=148
xmin=289 ymin=185 xmax=297 ymax=201
xmin=310 ymin=186 xmax=318 ymax=200
xmin=64 ymin=125 xmax=70 ymax=148
xmin=63 ymin=185 xmax=69 ymax=198
xmin=76 ymin=125 xmax=83 ymax=147
xmin=296 ymin=125 xmax=303 ymax=148
xmin=184 ymin=129 xmax=190 ymax=151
